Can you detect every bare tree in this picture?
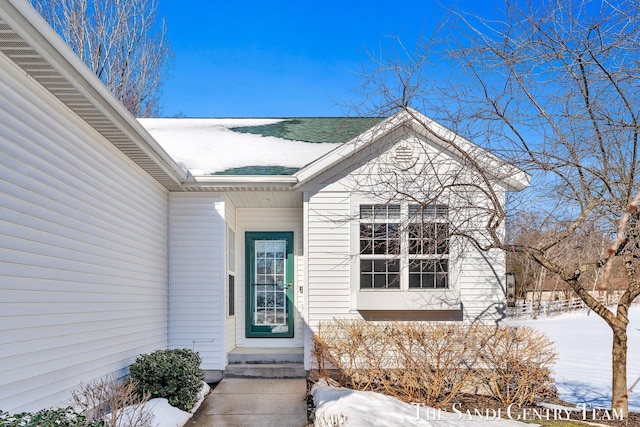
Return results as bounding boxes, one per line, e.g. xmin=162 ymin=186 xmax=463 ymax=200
xmin=354 ymin=0 xmax=640 ymax=416
xmin=31 ymin=0 xmax=172 ymax=117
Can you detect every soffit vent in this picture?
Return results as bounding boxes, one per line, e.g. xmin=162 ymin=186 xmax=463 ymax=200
xmin=394 ymin=144 xmax=416 ymax=166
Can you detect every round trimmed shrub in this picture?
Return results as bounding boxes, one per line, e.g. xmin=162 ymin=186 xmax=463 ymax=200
xmin=129 ymin=348 xmax=204 ymax=411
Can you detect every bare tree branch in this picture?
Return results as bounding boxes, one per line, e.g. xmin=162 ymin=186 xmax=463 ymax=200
xmin=31 ymin=0 xmax=173 ymax=117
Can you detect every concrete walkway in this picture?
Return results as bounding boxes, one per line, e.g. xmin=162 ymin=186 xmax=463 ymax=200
xmin=186 ymin=378 xmax=308 ymax=427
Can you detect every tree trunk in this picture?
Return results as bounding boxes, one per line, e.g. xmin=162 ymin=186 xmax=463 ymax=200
xmin=611 ymin=327 xmax=628 ymax=417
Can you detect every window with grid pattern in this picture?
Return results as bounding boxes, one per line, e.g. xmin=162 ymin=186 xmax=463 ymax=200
xmin=408 ymin=204 xmax=449 ymax=289
xmin=359 ymin=204 xmax=401 ymax=289
xmin=359 ymin=203 xmax=450 ymax=290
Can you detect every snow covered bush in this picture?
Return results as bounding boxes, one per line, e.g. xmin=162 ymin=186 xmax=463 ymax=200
xmin=0 ymin=407 xmax=105 ymax=427
xmin=312 ymin=320 xmax=556 ymax=407
xmin=129 ymin=349 xmax=204 ymax=412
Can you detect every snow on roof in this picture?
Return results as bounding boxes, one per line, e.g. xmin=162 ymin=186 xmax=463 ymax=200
xmin=138 ymin=118 xmax=377 ymax=176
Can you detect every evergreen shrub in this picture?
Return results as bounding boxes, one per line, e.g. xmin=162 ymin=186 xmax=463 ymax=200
xmin=128 ymin=348 xmax=204 ymax=411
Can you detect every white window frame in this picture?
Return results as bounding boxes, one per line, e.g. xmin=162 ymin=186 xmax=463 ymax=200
xmin=351 ymin=199 xmax=460 ymax=311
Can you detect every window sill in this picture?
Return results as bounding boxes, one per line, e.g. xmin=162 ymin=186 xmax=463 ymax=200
xmin=356 ymin=289 xmax=461 ymax=311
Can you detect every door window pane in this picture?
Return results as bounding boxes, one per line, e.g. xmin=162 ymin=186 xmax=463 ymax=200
xmin=254 ymin=239 xmax=288 ymax=326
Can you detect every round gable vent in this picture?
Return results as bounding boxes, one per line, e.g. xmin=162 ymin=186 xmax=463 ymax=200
xmin=393 ymin=144 xmax=416 ymax=167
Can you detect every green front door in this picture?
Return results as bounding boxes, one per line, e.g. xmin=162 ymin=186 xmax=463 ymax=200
xmin=245 ymin=232 xmax=294 ymax=338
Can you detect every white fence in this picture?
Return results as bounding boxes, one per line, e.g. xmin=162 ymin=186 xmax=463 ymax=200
xmin=509 ymin=295 xmax=613 ymax=318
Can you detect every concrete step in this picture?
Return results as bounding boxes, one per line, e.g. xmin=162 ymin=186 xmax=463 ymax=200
xmin=224 ymin=363 xmax=306 ymax=379
xmin=228 ymin=347 xmax=303 ymax=365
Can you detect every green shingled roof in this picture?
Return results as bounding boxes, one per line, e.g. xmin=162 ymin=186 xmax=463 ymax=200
xmin=212 ymin=117 xmax=383 ymax=175
xmin=213 ymin=166 xmax=298 ymax=175
xmin=230 ymin=117 xmax=382 ymax=144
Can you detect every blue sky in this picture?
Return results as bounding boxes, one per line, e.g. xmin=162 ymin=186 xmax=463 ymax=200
xmin=156 ymin=0 xmax=494 ymax=118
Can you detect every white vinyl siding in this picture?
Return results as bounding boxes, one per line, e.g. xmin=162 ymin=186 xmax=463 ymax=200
xmin=235 ymin=208 xmax=304 ymax=348
xmin=169 ymin=193 xmax=226 ymax=370
xmin=0 ymin=52 xmax=169 ymax=412
xmin=459 ymin=247 xmax=507 ymax=322
xmin=303 ymin=128 xmax=509 ymax=351
xmin=224 ymin=196 xmax=237 ymax=354
xmin=306 ymin=192 xmax=353 ymax=322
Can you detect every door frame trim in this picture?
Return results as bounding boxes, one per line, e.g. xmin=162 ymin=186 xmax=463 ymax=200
xmin=245 ymin=231 xmax=294 ymax=338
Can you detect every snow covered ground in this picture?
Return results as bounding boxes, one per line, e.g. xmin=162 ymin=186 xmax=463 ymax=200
xmin=310 ymin=305 xmax=640 ymax=426
xmin=118 ymin=382 xmax=209 ymax=427
xmin=311 ymin=380 xmax=533 ymax=426
xmin=508 ymin=303 xmax=640 ymax=412
xmin=139 ymin=118 xmax=337 ymax=174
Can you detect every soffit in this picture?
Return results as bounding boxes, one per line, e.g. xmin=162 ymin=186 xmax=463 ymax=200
xmin=0 ymin=5 xmax=185 ymax=191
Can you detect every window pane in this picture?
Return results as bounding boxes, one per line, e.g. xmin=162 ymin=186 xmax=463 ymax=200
xmin=373 ymin=260 xmax=387 ymax=272
xmin=276 ymin=292 xmax=284 ymax=307
xmin=264 ymin=291 xmax=272 ymax=308
xmin=409 ymin=273 xmax=421 ymax=288
xmin=374 ymin=224 xmax=387 ymax=238
xmin=228 ymin=274 xmax=235 ymax=316
xmin=373 ymin=275 xmax=387 ymax=288
xmin=435 ymin=273 xmax=448 ymax=288
xmin=423 ymin=274 xmax=435 ymax=288
xmin=360 ymin=224 xmax=373 ymax=254
xmin=360 ymin=205 xmax=374 ymax=219
xmin=387 ymin=259 xmax=400 ymax=272
xmin=360 ymin=259 xmax=372 ymax=272
xmin=360 ymin=274 xmax=372 ymax=288
xmin=436 ymin=224 xmax=449 ymax=254
xmin=227 ymin=228 xmax=235 ymax=273
xmin=257 ymin=259 xmax=266 ymax=275
xmin=387 ymin=205 xmax=401 ymax=219
xmin=388 ymin=274 xmax=400 ymax=288
xmin=360 ymin=223 xmax=373 ymax=238
xmin=388 ymin=224 xmax=400 ymax=254
xmin=424 ymin=224 xmax=437 ymax=254
xmin=373 ymin=239 xmax=387 ymax=254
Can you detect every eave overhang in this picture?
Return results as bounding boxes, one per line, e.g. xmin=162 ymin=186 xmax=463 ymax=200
xmin=182 ymin=174 xmax=298 ymax=192
xmin=0 ymin=0 xmax=186 ymax=191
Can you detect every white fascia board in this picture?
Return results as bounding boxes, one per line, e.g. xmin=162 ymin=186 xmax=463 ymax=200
xmin=0 ymin=0 xmax=187 ymax=187
xmin=184 ymin=174 xmax=298 ymax=190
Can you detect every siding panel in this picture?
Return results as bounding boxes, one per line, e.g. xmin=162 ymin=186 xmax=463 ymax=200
xmin=169 ymin=193 xmax=226 ymax=370
xmin=0 ymin=53 xmax=169 ymax=412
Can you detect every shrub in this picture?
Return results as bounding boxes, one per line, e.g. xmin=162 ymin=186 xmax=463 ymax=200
xmin=312 ymin=321 xmax=556 ymax=407
xmin=128 ymin=348 xmax=204 ymax=411
xmin=474 ymin=326 xmax=558 ymax=405
xmin=70 ymin=376 xmax=153 ymax=427
xmin=0 ymin=407 xmax=105 ymax=427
